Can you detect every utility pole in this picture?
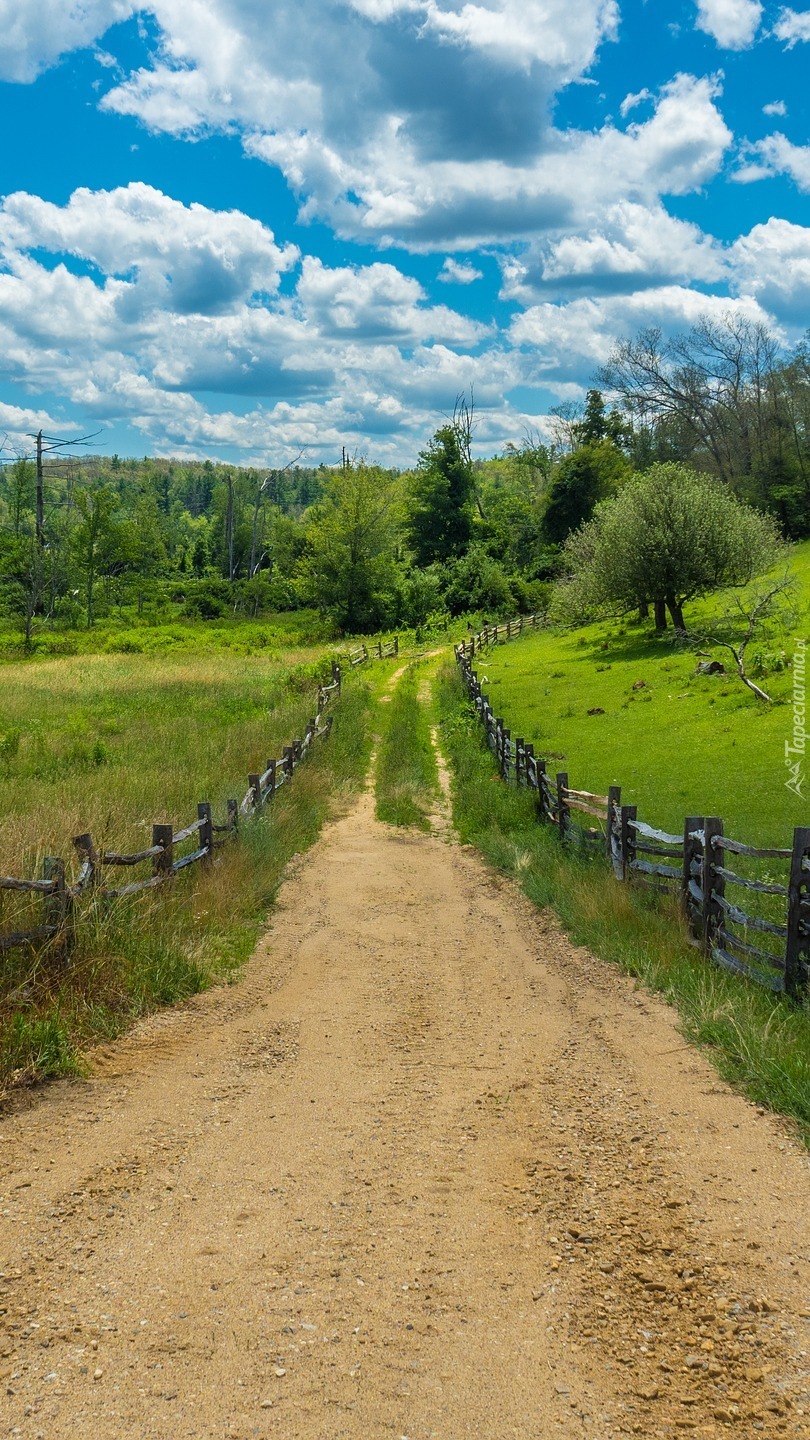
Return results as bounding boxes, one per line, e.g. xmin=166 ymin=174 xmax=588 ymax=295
xmin=35 ymin=430 xmax=44 ymax=547
xmin=26 ymin=427 xmax=102 ymax=550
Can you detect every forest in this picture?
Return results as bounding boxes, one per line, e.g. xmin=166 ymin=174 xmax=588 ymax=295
xmin=2 ymin=312 xmax=809 ymax=641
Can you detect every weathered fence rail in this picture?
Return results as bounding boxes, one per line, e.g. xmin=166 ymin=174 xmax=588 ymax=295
xmin=0 ymin=659 xmax=345 ymax=958
xmin=456 ymin=626 xmax=810 ymax=1001
xmin=341 ymin=635 xmax=399 ymax=669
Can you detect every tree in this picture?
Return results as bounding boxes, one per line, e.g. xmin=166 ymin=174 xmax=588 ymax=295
xmin=542 ymin=441 xmax=630 ymax=546
xmin=4 ymin=457 xmax=35 ymax=537
xmin=298 ymin=461 xmax=399 ymax=631
xmin=553 ymin=463 xmax=784 ymax=632
xmin=599 ymin=314 xmax=780 ymax=488
xmin=72 ymin=484 xmax=126 ymax=627
xmin=695 ymin=575 xmax=795 ymax=703
xmin=406 ymin=423 xmax=475 ymax=565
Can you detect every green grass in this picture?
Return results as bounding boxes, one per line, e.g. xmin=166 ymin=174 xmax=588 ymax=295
xmin=436 ymin=662 xmax=810 ymax=1145
xmin=0 ymin=607 xmax=336 ymax=662
xmin=0 ymin=654 xmax=374 ymax=1089
xmin=477 ymin=541 xmax=810 ymax=849
xmin=375 ymin=662 xmax=439 ymax=829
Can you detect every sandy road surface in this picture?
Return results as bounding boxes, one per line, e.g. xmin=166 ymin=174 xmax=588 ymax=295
xmin=0 ymin=724 xmax=809 ymax=1439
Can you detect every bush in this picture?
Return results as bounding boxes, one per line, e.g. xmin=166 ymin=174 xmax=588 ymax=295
xmin=182 ymin=577 xmax=231 ymax=619
xmin=442 ymin=546 xmax=514 ymax=617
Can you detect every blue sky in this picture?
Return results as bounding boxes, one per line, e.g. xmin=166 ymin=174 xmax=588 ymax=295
xmin=0 ymin=0 xmax=808 ymax=466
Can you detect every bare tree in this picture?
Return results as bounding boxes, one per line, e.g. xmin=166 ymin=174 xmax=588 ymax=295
xmin=248 ymin=449 xmax=305 ymax=578
xmin=696 ymin=574 xmax=796 ymax=703
xmin=599 ymin=314 xmax=781 ymax=486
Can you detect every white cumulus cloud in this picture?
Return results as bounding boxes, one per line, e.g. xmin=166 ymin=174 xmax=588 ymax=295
xmin=0 ymin=0 xmax=136 ymax=82
xmin=0 ymin=184 xmax=298 ymax=316
xmin=735 ymin=132 xmax=810 ymax=190
xmin=730 ymin=217 xmax=810 ymax=316
xmin=500 ymin=202 xmax=725 ymax=302
xmin=439 ymin=258 xmax=483 ymax=284
xmin=772 ymin=7 xmax=810 ymax=44
xmin=695 ymin=0 xmax=762 ymax=48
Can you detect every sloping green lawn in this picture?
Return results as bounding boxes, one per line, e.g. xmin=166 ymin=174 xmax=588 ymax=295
xmin=478 ymin=543 xmax=810 ymax=849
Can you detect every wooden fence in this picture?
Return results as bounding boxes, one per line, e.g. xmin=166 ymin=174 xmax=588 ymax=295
xmin=0 ymin=660 xmax=344 ymax=958
xmin=456 ymin=626 xmax=810 ymax=1001
xmin=341 ymin=635 xmax=399 ymax=669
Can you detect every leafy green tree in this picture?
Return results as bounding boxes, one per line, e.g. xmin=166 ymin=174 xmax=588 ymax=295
xmin=298 ymin=462 xmax=399 ymax=631
xmin=575 ymin=389 xmax=628 ymax=447
xmin=553 ymin=463 xmax=784 ymax=632
xmin=4 ymin=457 xmax=36 ymax=537
xmin=72 ymin=485 xmax=128 ymax=627
xmin=542 ymin=441 xmax=630 ymax=546
xmin=407 ymin=424 xmax=475 ymax=565
xmin=441 ymin=545 xmax=514 ymax=617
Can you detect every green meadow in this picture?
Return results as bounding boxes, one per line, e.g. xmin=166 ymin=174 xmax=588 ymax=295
xmin=477 ymin=543 xmax=810 ymax=849
xmin=0 ymin=625 xmax=378 ymax=1087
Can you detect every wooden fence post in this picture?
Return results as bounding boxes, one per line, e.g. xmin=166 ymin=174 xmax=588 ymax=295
xmin=556 ymin=772 xmax=569 ymax=839
xmin=514 ymin=737 xmax=524 ymax=786
xmin=227 ymin=799 xmax=239 ymax=835
xmin=500 ymin=727 xmax=511 ymax=780
xmin=43 ymin=856 xmax=70 ymax=948
xmin=152 ymin=823 xmax=174 ymax=879
xmin=198 ymin=802 xmax=213 ymax=864
xmin=282 ymin=745 xmax=294 ymax=779
xmin=535 ymin=758 xmax=548 ymax=820
xmin=524 ymin=742 xmax=535 ymax=789
xmin=248 ymin=772 xmax=262 ymax=809
xmin=72 ymin=832 xmax=97 ymax=890
xmin=619 ymin=804 xmax=636 ymax=880
xmin=377 ymin=640 xmax=383 ymax=659
xmin=606 ymin=785 xmax=621 ymax=870
xmin=266 ymin=760 xmax=277 ymax=801
xmin=682 ymin=816 xmax=704 ymax=932
xmin=701 ymin=817 xmax=724 ymax=952
xmin=332 ymin=659 xmax=342 ymax=693
xmin=784 ymin=826 xmax=810 ymax=1000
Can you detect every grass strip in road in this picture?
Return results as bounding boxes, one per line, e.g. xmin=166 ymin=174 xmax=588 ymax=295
xmin=436 ymin=663 xmax=810 ymax=1147
xmin=375 ymin=663 xmax=439 ymax=830
xmin=0 ymin=681 xmax=374 ymax=1091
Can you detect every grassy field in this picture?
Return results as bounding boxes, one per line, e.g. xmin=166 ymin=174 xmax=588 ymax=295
xmin=436 ymin=663 xmax=810 ymax=1143
xmin=477 ymin=543 xmax=810 ymax=849
xmin=0 ymin=608 xmax=336 ymax=661
xmin=0 ymin=629 xmax=379 ymax=1088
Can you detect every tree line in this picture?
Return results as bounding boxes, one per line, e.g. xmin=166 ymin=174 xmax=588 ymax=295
xmin=0 ymin=312 xmax=806 ymax=640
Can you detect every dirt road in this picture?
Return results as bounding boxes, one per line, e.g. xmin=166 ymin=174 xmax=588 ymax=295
xmin=1 ymin=715 xmax=809 ymax=1438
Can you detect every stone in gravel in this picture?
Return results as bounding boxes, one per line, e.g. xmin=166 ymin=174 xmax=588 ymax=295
xmin=274 ymin=1367 xmax=286 ymax=1377
xmin=93 ymin=1368 xmax=103 ymax=1380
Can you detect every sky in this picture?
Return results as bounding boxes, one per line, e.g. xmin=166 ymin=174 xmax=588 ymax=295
xmin=0 ymin=1 xmax=808 ymax=468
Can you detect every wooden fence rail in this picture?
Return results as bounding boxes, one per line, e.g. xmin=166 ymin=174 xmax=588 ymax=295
xmin=0 ymin=660 xmax=346 ymax=958
xmin=456 ymin=630 xmax=810 ymax=1001
xmin=341 ymin=635 xmax=399 ymax=669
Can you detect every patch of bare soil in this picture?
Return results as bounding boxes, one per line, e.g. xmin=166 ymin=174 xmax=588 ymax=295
xmin=0 ymin=732 xmax=808 ymax=1439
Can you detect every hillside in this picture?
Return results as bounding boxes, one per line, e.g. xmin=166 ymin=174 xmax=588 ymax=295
xmin=478 ymin=543 xmax=810 ymax=849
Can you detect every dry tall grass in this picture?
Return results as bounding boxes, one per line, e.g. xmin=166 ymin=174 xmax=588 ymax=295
xmin=0 ymin=650 xmax=372 ymax=1086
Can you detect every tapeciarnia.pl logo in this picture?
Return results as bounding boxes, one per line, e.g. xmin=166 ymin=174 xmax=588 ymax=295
xmin=786 ymin=638 xmax=806 ymax=799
